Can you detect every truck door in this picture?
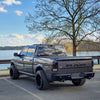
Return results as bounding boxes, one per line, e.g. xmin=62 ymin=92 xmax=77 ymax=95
xmin=23 ymin=47 xmax=35 ymax=74
xmin=16 ymin=47 xmax=28 ymax=71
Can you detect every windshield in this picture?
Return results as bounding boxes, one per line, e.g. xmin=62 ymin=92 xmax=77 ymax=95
xmin=37 ymin=45 xmax=67 ymax=57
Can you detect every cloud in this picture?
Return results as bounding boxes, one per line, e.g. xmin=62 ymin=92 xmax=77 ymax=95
xmin=10 ymin=34 xmax=24 ymax=39
xmin=0 ymin=0 xmax=21 ymax=13
xmin=0 ymin=6 xmax=8 ymax=12
xmin=0 ymin=33 xmax=44 ymax=46
xmin=15 ymin=10 xmax=23 ymax=16
xmin=1 ymin=0 xmax=21 ymax=6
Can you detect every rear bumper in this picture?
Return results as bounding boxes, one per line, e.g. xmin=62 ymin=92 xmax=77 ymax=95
xmin=84 ymin=72 xmax=95 ymax=79
xmin=51 ymin=72 xmax=95 ymax=81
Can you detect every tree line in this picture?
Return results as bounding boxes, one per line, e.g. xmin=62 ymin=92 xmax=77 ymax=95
xmin=0 ymin=41 xmax=100 ymax=53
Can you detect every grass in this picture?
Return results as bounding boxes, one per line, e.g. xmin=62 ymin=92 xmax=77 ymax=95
xmin=0 ymin=68 xmax=10 ymax=71
xmin=94 ymin=63 xmax=100 ymax=65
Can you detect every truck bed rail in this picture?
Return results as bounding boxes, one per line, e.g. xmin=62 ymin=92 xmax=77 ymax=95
xmin=0 ymin=56 xmax=100 ymax=65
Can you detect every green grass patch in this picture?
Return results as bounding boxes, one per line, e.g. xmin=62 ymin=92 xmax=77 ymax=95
xmin=94 ymin=63 xmax=100 ymax=65
xmin=0 ymin=68 xmax=10 ymax=71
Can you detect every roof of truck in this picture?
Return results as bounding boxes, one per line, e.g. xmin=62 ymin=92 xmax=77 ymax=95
xmin=26 ymin=44 xmax=63 ymax=48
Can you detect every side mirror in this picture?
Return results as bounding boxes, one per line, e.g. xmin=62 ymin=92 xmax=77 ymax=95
xmin=14 ymin=53 xmax=18 ymax=56
xmin=20 ymin=54 xmax=25 ymax=58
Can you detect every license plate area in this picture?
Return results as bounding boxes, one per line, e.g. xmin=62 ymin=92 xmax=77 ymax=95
xmin=71 ymin=73 xmax=81 ymax=79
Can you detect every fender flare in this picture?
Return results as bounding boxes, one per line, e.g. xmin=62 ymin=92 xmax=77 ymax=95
xmin=34 ymin=64 xmax=46 ymax=73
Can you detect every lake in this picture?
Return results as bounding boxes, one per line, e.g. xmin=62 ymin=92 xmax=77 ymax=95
xmin=0 ymin=50 xmax=100 ymax=70
xmin=0 ymin=50 xmax=20 ymax=70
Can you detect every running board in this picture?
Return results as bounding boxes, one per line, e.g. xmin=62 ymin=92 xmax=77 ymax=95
xmin=19 ymin=71 xmax=35 ymax=77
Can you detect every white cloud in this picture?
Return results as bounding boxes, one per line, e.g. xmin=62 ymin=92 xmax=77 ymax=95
xmin=1 ymin=0 xmax=21 ymax=6
xmin=0 ymin=33 xmax=44 ymax=46
xmin=0 ymin=6 xmax=8 ymax=12
xmin=0 ymin=0 xmax=21 ymax=13
xmin=10 ymin=34 xmax=24 ymax=39
xmin=15 ymin=10 xmax=23 ymax=16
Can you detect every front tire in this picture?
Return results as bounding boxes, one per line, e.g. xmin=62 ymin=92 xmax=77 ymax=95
xmin=35 ymin=70 xmax=49 ymax=90
xmin=72 ymin=79 xmax=86 ymax=86
xmin=10 ymin=65 xmax=19 ymax=79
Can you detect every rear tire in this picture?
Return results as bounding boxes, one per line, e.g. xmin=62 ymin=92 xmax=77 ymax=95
xmin=10 ymin=65 xmax=19 ymax=79
xmin=72 ymin=79 xmax=86 ymax=86
xmin=35 ymin=70 xmax=49 ymax=90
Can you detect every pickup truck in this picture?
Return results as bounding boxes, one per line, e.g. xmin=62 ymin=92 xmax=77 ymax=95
xmin=10 ymin=44 xmax=95 ymax=90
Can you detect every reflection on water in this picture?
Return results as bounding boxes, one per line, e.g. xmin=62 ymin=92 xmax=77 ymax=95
xmin=0 ymin=64 xmax=10 ymax=70
xmin=0 ymin=50 xmax=21 ymax=60
xmin=77 ymin=51 xmax=100 ymax=56
xmin=68 ymin=51 xmax=100 ymax=56
xmin=69 ymin=51 xmax=100 ymax=64
xmin=0 ymin=50 xmax=100 ymax=69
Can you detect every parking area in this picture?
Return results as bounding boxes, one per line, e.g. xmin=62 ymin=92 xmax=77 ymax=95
xmin=0 ymin=71 xmax=100 ymax=100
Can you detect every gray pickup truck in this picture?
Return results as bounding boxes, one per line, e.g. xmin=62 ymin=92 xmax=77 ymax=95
xmin=10 ymin=44 xmax=94 ymax=90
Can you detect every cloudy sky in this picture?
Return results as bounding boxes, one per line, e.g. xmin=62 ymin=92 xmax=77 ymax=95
xmin=0 ymin=0 xmax=44 ymax=46
xmin=0 ymin=33 xmax=44 ymax=46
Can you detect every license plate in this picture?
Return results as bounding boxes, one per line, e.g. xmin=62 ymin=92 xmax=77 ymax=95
xmin=71 ymin=73 xmax=80 ymax=78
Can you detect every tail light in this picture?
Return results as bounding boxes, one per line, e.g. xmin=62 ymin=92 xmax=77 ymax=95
xmin=52 ymin=61 xmax=58 ymax=71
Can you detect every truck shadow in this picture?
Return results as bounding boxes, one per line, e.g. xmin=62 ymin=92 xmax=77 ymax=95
xmin=13 ymin=76 xmax=76 ymax=90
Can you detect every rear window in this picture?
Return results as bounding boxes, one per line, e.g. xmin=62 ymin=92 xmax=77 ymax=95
xmin=37 ymin=45 xmax=67 ymax=57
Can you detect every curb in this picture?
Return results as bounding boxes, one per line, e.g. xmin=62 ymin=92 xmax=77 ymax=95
xmin=0 ymin=74 xmax=9 ymax=77
xmin=93 ymin=68 xmax=100 ymax=71
xmin=93 ymin=65 xmax=100 ymax=71
xmin=0 ymin=70 xmax=9 ymax=77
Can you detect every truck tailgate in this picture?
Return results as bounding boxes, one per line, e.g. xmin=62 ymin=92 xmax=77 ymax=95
xmin=57 ymin=59 xmax=93 ymax=74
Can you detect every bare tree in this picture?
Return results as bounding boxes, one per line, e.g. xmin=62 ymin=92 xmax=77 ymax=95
xmin=26 ymin=0 xmax=100 ymax=56
xmin=96 ymin=36 xmax=100 ymax=42
xmin=94 ymin=32 xmax=100 ymax=42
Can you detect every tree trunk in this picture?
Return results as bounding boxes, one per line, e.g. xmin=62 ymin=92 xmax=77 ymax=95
xmin=73 ymin=40 xmax=76 ymax=56
xmin=73 ymin=45 xmax=76 ymax=56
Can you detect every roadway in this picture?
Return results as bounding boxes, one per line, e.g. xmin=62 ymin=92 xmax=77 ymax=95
xmin=0 ymin=71 xmax=100 ymax=100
